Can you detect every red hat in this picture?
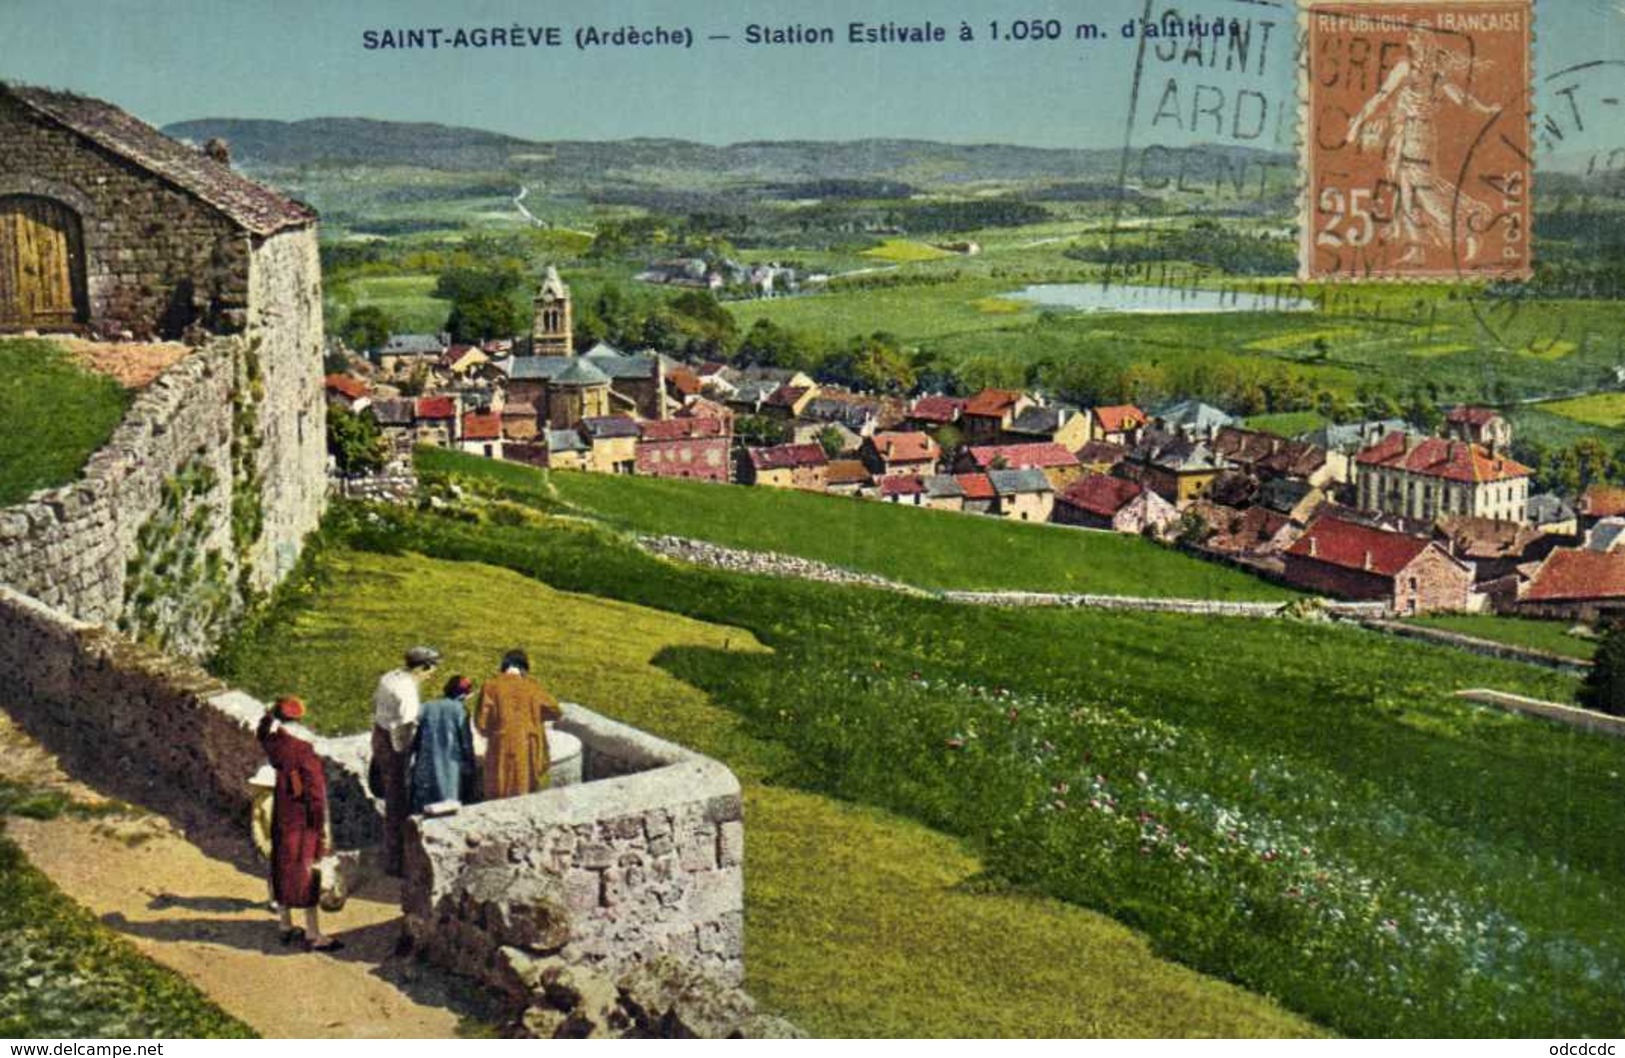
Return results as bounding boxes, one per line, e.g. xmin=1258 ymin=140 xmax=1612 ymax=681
xmin=274 ymin=696 xmax=306 ymax=720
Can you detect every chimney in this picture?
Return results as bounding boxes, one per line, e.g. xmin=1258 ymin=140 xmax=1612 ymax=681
xmin=1363 ymin=549 xmax=1373 ymax=571
xmin=1309 ymin=536 xmax=1318 ymax=557
xmin=203 ymin=137 xmax=231 ymax=166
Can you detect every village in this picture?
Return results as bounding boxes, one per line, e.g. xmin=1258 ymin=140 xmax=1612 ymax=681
xmin=326 ymin=264 xmax=1622 ymax=621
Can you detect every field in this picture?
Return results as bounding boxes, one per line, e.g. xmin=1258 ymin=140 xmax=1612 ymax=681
xmin=1243 ymin=411 xmax=1328 ymax=438
xmin=328 ymin=274 xmax=448 ymax=336
xmin=416 ymin=448 xmax=1296 ymax=600
xmin=218 ymin=545 xmax=1315 ymax=1038
xmin=1402 ymin=614 xmax=1598 ymax=661
xmin=1535 ymin=392 xmax=1625 ymax=430
xmin=210 ymin=451 xmax=1625 ymax=1038
xmin=0 ymin=340 xmax=129 ymax=507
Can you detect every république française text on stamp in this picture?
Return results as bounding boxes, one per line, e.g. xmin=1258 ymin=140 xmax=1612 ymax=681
xmin=1301 ymin=0 xmax=1532 ymax=281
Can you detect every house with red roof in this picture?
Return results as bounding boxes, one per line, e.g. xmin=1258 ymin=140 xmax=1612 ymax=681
xmin=762 ymin=383 xmax=820 ymax=420
xmin=877 ymin=474 xmax=927 ymax=507
xmin=1444 ymin=405 xmax=1512 ymax=450
xmin=635 ymin=417 xmax=730 ymax=483
xmin=457 ymin=411 xmax=504 ymax=460
xmin=740 ymin=442 xmax=828 ymax=490
xmin=955 ymin=472 xmax=998 ymax=516
xmin=1091 ymin=405 xmax=1147 ymax=446
xmin=1518 ymin=548 xmax=1625 ymax=621
xmin=959 ymin=389 xmax=1033 ymax=444
xmin=1282 ymin=514 xmax=1473 ymax=614
xmin=1355 ymin=433 xmax=1531 ymax=524
xmin=825 ymin=459 xmax=874 ymax=497
xmin=906 ymin=395 xmax=964 ymax=433
xmin=960 ymin=442 xmax=1084 ymax=490
xmin=861 ymin=431 xmax=941 ymax=477
xmin=1053 ymin=474 xmax=1178 ymax=536
xmin=413 ymin=395 xmax=459 ymax=447
xmin=324 ymin=373 xmax=370 ymax=411
xmin=1579 ymin=484 xmax=1625 ymax=529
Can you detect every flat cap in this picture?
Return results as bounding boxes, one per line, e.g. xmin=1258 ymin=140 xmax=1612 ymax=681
xmin=405 ymin=645 xmax=442 ymax=667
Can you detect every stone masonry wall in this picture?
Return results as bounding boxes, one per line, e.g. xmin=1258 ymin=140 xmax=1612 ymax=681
xmin=403 ymin=705 xmax=746 ymax=991
xmin=0 ymin=93 xmax=250 ymax=338
xmin=0 ymin=339 xmax=238 ymax=655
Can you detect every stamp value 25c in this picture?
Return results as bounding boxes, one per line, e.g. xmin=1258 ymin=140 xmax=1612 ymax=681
xmin=1301 ymin=0 xmax=1532 ymax=281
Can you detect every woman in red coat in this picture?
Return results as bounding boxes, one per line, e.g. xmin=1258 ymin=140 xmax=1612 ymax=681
xmin=257 ymin=696 xmax=343 ymax=952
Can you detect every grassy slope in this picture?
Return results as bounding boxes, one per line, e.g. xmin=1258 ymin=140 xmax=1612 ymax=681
xmin=1403 ymin=614 xmax=1598 ymax=660
xmin=224 ymin=475 xmax=1625 ymax=1037
xmin=0 ymin=340 xmax=129 ymax=506
xmin=417 ymin=449 xmax=1295 ymax=601
xmin=221 ymin=547 xmax=1314 ymax=1038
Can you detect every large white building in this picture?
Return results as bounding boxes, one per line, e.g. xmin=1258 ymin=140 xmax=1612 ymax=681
xmin=1355 ymin=433 xmax=1531 ymax=524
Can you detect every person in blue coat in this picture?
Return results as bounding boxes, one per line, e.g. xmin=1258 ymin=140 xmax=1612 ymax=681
xmin=408 ymin=674 xmax=479 ymax=813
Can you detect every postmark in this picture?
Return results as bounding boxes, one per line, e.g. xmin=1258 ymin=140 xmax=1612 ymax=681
xmin=1300 ymin=0 xmax=1532 ymax=281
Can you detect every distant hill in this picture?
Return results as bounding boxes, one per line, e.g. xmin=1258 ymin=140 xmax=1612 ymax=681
xmin=162 ymin=115 xmax=1290 ymax=190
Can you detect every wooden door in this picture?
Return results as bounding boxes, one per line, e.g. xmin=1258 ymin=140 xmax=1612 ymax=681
xmin=0 ymin=195 xmax=85 ymax=329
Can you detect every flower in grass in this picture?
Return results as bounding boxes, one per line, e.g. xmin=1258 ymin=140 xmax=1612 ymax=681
xmin=1006 ymin=707 xmax=1020 ymax=722
xmin=1261 ymin=848 xmax=1278 ymax=862
xmin=1053 ymin=780 xmax=1070 ymax=795
xmin=945 ymin=737 xmax=965 ymax=750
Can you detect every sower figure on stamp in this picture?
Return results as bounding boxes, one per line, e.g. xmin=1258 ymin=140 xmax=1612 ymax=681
xmin=476 ymin=648 xmax=562 ymax=800
xmin=371 ymin=645 xmax=440 ymax=875
xmin=1346 ymin=26 xmax=1499 ymax=266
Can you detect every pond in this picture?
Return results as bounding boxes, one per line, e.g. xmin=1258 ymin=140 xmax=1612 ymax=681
xmin=1003 ymin=282 xmax=1314 ymax=314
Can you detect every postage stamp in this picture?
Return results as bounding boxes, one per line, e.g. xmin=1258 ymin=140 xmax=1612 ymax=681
xmin=1300 ymin=0 xmax=1533 ymax=281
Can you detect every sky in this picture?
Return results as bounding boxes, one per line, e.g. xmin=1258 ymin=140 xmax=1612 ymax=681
xmin=2 ymin=0 xmax=1622 ymax=153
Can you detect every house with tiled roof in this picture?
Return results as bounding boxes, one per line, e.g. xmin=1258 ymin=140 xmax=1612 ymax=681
xmin=762 ymin=383 xmax=820 ymax=420
xmin=580 ymin=416 xmax=640 ymax=475
xmin=457 ymin=411 xmax=504 ymax=460
xmin=1435 ymin=515 xmax=1559 ymax=583
xmin=1198 ymin=503 xmax=1300 ymax=558
xmin=324 ymin=373 xmax=370 ymax=410
xmin=1445 ymin=405 xmax=1511 ymax=450
xmin=413 ymin=396 xmax=458 ymax=447
xmin=955 ymin=472 xmax=998 ymax=516
xmin=1213 ymin=427 xmax=1333 ymax=487
xmin=907 ymin=395 xmax=964 ymax=432
xmin=1305 ymin=419 xmax=1419 ymax=483
xmin=960 ymin=442 xmax=1083 ymax=489
xmin=1578 ymin=484 xmax=1625 ymax=528
xmin=987 ymin=467 xmax=1055 ymax=523
xmin=960 ymin=389 xmax=1032 ymax=443
xmin=544 ymin=428 xmax=590 ymax=471
xmin=877 ymin=474 xmax=927 ymax=506
xmin=1003 ymin=405 xmax=1092 ymax=450
xmin=1283 ymin=514 xmax=1473 ymax=614
xmin=439 ymin=343 xmax=488 ymax=379
xmin=824 ymin=459 xmax=874 ymax=497
xmin=861 ymin=431 xmax=942 ymax=477
xmin=1053 ymin=474 xmax=1177 ymax=536
xmin=636 ymin=417 xmax=730 ymax=483
xmin=1151 ymin=400 xmax=1236 ymax=441
xmin=1123 ymin=431 xmax=1229 ymax=506
xmin=740 ymin=442 xmax=828 ymax=490
xmin=922 ymin=474 xmax=965 ymax=512
xmin=1090 ymin=404 xmax=1147 ymax=446
xmin=1355 ymin=433 xmax=1531 ymax=524
xmin=1519 ymin=547 xmax=1625 ymax=620
xmin=1075 ymin=440 xmax=1129 ymax=475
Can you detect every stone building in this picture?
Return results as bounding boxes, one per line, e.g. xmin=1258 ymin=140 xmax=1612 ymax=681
xmin=1282 ymin=515 xmax=1473 ymax=614
xmin=0 ymin=85 xmax=326 ymax=635
xmin=1355 ymin=433 xmax=1531 ymax=524
xmin=530 ymin=265 xmax=572 ymax=356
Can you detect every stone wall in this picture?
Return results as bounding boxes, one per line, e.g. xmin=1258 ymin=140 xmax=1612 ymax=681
xmin=1455 ymin=688 xmax=1625 ymax=739
xmin=0 ymin=93 xmax=250 ymax=338
xmin=403 ymin=705 xmax=746 ymax=991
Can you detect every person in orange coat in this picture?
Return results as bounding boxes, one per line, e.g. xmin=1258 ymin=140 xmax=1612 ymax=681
xmin=475 ymin=649 xmax=562 ymax=799
xmin=256 ymin=696 xmax=343 ymax=952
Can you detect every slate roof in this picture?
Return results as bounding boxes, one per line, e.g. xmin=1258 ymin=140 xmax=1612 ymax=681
xmin=924 ymin=474 xmax=965 ymax=499
xmin=1057 ymin=474 xmax=1142 ymax=517
xmin=1528 ymin=493 xmax=1577 ymax=526
xmin=547 ymin=429 xmax=589 ymax=453
xmin=1588 ymin=520 xmax=1625 ymax=554
xmin=1436 ymin=515 xmax=1544 ymax=559
xmin=1286 ymin=516 xmax=1436 ymax=576
xmin=1152 ymin=399 xmax=1235 ymax=433
xmin=1076 ymin=440 xmax=1129 ymax=466
xmin=1131 ymin=431 xmax=1226 ymax=473
xmin=383 ymin=334 xmax=444 ymax=357
xmin=1306 ymin=419 xmax=1413 ymax=453
xmin=1356 ymin=433 xmax=1530 ymax=484
xmin=580 ymin=415 xmax=640 ymax=439
xmin=581 ymin=341 xmax=624 ymax=359
xmin=729 ymin=380 xmax=781 ymax=405
xmin=1260 ymin=477 xmax=1316 ymax=515
xmin=765 ymin=385 xmax=811 ymax=409
xmin=461 ymin=412 xmax=502 ymax=441
xmin=748 ymin=443 xmax=827 ymax=470
xmin=369 ymin=398 xmax=414 ymax=427
xmin=553 ymin=358 xmax=612 ymax=387
xmin=586 ymin=351 xmax=659 ymax=381
xmin=988 ymin=468 xmax=1053 ymax=495
xmin=1007 ymin=406 xmax=1073 ymax=436
xmin=1524 ymin=548 xmax=1625 ymax=601
xmin=871 ymin=431 xmax=939 ymax=464
xmin=3 ymin=84 xmax=316 ymax=236
xmin=967 ymin=442 xmax=1077 ymax=470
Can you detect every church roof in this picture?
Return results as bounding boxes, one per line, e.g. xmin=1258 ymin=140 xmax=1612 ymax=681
xmin=553 ymin=358 xmax=611 ymax=386
xmin=538 ymin=265 xmax=569 ymax=301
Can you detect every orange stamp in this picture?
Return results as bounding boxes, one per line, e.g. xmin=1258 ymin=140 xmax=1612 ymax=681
xmin=1301 ymin=0 xmax=1532 ymax=280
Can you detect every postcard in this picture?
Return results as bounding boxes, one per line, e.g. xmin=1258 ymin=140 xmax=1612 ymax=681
xmin=1 ymin=0 xmax=1624 ymax=1042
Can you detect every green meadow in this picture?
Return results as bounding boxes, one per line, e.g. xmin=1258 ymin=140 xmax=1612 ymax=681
xmin=0 ymin=340 xmax=129 ymax=507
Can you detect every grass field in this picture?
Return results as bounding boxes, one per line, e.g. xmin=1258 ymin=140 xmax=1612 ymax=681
xmin=1402 ymin=614 xmax=1598 ymax=660
xmin=219 ymin=546 xmax=1315 ymax=1038
xmin=0 ymin=793 xmax=252 ymax=1037
xmin=861 ymin=239 xmax=954 ymax=263
xmin=329 ymin=274 xmax=449 ymax=335
xmin=1243 ymin=411 xmax=1327 ymax=438
xmin=0 ymin=340 xmax=129 ymax=507
xmin=416 ymin=448 xmax=1296 ymax=600
xmin=1535 ymin=392 xmax=1625 ymax=430
xmin=215 ymin=461 xmax=1625 ymax=1037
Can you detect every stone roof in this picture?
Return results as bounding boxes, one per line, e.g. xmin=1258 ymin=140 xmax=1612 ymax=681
xmin=825 ymin=459 xmax=873 ymax=487
xmin=553 ymin=358 xmax=612 ymax=387
xmin=547 ymin=429 xmax=589 ymax=453
xmin=415 ymin=396 xmax=456 ymax=420
xmin=383 ymin=334 xmax=445 ymax=356
xmin=1447 ymin=405 xmax=1501 ymax=426
xmin=1524 ymin=547 xmax=1625 ymax=601
xmin=580 ymin=415 xmax=640 ymax=439
xmin=988 ymin=467 xmax=1052 ymax=495
xmin=538 ymin=266 xmax=569 ymax=300
xmin=1153 ymin=399 xmax=1235 ymax=432
xmin=4 ymin=84 xmax=316 ymax=237
xmin=1306 ymin=419 xmax=1414 ymax=453
xmin=1528 ymin=493 xmax=1577 ymax=525
xmin=369 ymin=398 xmax=414 ymax=427
xmin=924 ymin=474 xmax=964 ymax=499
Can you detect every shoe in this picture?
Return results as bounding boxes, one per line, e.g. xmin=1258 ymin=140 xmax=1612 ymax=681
xmin=279 ymin=927 xmax=306 ymax=947
xmin=304 ymin=937 xmax=346 ymax=953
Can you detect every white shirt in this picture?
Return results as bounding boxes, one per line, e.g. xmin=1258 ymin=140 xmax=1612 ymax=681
xmin=373 ymin=669 xmax=421 ymax=752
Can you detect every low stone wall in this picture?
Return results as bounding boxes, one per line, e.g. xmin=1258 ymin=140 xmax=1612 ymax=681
xmin=940 ymin=590 xmax=1292 ymax=617
xmin=636 ymin=534 xmax=926 ymax=595
xmin=1365 ymin=620 xmax=1592 ymax=675
xmin=1456 ymin=689 xmax=1625 ymax=739
xmin=0 ymin=583 xmax=378 ymax=845
xmin=402 ymin=704 xmax=745 ymax=993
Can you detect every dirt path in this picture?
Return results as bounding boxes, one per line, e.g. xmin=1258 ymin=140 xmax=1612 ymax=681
xmin=0 ymin=713 xmax=486 ymax=1039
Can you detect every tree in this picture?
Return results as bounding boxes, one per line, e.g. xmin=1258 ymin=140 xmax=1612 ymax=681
xmin=445 ymin=293 xmax=526 ymax=344
xmin=816 ymin=426 xmax=847 ymax=459
xmin=734 ymin=414 xmax=789 ymax=447
xmin=327 ymin=406 xmax=386 ymax=476
xmin=340 ymin=305 xmax=391 ymax=355
xmin=1578 ymin=617 xmax=1625 ymax=716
